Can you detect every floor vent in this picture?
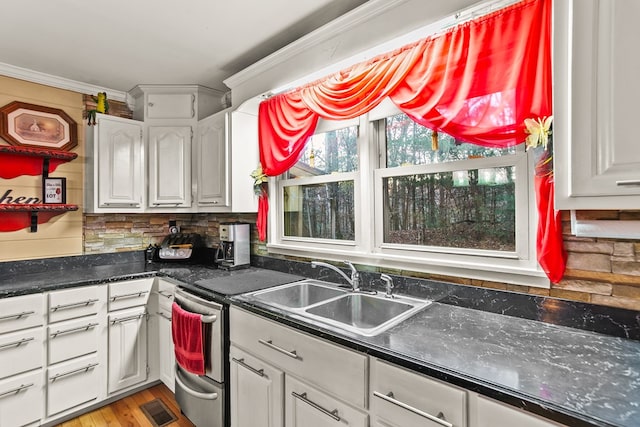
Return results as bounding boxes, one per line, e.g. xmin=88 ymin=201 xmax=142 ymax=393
xmin=140 ymin=398 xmax=178 ymax=427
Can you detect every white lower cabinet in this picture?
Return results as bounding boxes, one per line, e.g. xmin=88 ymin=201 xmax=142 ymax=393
xmin=47 ymin=353 xmax=101 ymax=417
xmin=154 ymin=279 xmax=176 ymax=392
xmin=0 ymin=327 xmax=43 ymax=380
xmin=230 ymin=307 xmax=368 ymax=427
xmin=108 ymin=306 xmax=148 ymax=393
xmin=0 ymin=370 xmax=43 ymax=426
xmin=472 ymin=394 xmax=564 ymax=427
xmin=370 ymin=358 xmax=467 ymax=427
xmin=286 ymin=376 xmax=367 ymax=427
xmin=230 ymin=345 xmax=284 ymax=427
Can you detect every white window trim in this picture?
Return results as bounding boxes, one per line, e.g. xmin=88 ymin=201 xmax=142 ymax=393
xmin=267 ymin=108 xmax=548 ymax=288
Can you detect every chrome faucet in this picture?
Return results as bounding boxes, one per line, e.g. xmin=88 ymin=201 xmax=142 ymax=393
xmin=380 ymin=274 xmax=394 ymax=298
xmin=311 ymin=260 xmax=361 ymax=292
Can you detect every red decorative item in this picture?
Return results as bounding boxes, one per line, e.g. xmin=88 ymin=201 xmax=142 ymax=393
xmin=0 ymin=145 xmax=77 ymax=179
xmin=256 ymin=0 xmax=561 ymax=282
xmin=0 ymin=204 xmax=78 ymax=232
xmin=0 ymin=145 xmax=78 ymax=232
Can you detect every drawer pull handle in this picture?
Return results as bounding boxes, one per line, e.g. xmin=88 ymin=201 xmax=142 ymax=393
xmin=0 ymin=337 xmax=34 ymax=350
xmin=110 ymin=291 xmax=148 ymax=301
xmin=0 ymin=383 xmax=34 ymax=399
xmin=50 ymin=322 xmax=99 ymax=338
xmin=110 ymin=313 xmax=146 ymax=324
xmin=258 ymin=339 xmax=299 ymax=359
xmin=51 ymin=299 xmax=99 ymax=311
xmin=373 ymin=391 xmax=453 ymax=427
xmin=50 ymin=363 xmax=99 ymax=382
xmin=156 ymin=311 xmax=172 ymax=321
xmin=0 ymin=310 xmax=35 ymax=321
xmin=232 ymin=357 xmax=265 ymax=377
xmin=291 ymin=391 xmax=340 ymax=422
xmin=157 ymin=290 xmax=174 ymax=299
xmin=616 ymin=180 xmax=640 ymax=186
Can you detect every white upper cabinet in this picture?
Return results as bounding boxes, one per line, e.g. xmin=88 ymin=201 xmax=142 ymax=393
xmin=146 ymin=93 xmax=195 ymax=120
xmin=129 ymin=85 xmax=223 ymax=122
xmin=195 ymin=111 xmax=229 ymax=209
xmin=85 ymin=114 xmax=144 ymax=212
xmin=554 ymin=0 xmax=640 ymax=209
xmin=230 ymin=109 xmax=259 ymax=213
xmin=148 ymin=126 xmax=192 ymax=208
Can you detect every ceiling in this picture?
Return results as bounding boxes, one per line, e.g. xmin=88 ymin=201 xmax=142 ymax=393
xmin=0 ymin=0 xmax=369 ymax=94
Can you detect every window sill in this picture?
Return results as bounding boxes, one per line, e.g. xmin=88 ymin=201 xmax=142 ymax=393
xmin=266 ymin=242 xmax=550 ymax=289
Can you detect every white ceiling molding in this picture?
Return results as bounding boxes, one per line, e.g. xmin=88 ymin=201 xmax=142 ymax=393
xmin=0 ymin=61 xmax=128 ymax=103
xmin=223 ymin=0 xmax=408 ymax=90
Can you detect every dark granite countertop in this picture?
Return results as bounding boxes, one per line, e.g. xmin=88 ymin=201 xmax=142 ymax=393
xmin=1 ymin=254 xmax=638 ymax=427
xmin=232 ymin=296 xmax=640 ymax=427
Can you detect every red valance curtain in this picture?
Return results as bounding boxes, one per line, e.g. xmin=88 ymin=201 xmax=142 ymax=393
xmin=257 ymin=0 xmax=566 ymax=283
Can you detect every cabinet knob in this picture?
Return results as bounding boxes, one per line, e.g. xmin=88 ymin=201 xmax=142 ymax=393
xmin=148 ymin=102 xmax=154 ymax=107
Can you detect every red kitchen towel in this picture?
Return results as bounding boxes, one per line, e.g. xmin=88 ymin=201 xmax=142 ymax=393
xmin=171 ymin=302 xmax=205 ymax=375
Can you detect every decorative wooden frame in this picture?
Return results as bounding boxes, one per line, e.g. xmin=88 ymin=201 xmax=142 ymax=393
xmin=43 ymin=177 xmax=67 ymax=204
xmin=0 ymin=101 xmax=77 ymax=151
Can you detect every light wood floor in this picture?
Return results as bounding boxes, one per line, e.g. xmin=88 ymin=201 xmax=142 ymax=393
xmin=56 ymin=384 xmax=195 ymax=427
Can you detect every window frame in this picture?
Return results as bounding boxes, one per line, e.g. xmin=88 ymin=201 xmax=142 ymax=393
xmin=267 ymin=108 xmax=548 ymax=288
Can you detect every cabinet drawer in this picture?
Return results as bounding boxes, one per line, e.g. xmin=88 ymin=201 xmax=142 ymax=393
xmin=108 ymin=278 xmax=153 ymax=311
xmin=47 ymin=354 xmax=100 ymax=417
xmin=0 ymin=293 xmax=43 ymax=334
xmin=48 ymin=286 xmax=101 ymax=323
xmin=371 ymin=358 xmax=467 ymax=427
xmin=286 ymin=375 xmax=368 ymax=427
xmin=0 ymin=370 xmax=43 ymax=427
xmin=0 ymin=327 xmax=43 ymax=379
xmin=230 ymin=307 xmax=367 ymax=408
xmin=48 ymin=315 xmax=100 ymax=364
xmin=475 ymin=395 xmax=564 ymax=427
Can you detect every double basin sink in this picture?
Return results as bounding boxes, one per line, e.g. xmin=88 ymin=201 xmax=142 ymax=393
xmin=243 ymin=279 xmax=432 ymax=336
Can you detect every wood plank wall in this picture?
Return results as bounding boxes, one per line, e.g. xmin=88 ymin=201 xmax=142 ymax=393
xmin=0 ymin=75 xmax=84 ymax=261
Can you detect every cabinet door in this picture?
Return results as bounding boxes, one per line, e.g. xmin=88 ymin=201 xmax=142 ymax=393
xmin=555 ymin=0 xmax=640 ymax=209
xmin=96 ymin=115 xmax=144 ymax=209
xmin=147 ymin=93 xmax=196 ymax=119
xmin=230 ymin=110 xmax=259 ymax=213
xmin=148 ymin=126 xmax=192 ymax=207
xmin=230 ymin=346 xmax=284 ymax=427
xmin=157 ymin=307 xmax=175 ymax=392
xmin=285 ymin=376 xmax=367 ymax=427
xmin=196 ymin=112 xmax=229 ymax=208
xmin=108 ymin=306 xmax=147 ymax=393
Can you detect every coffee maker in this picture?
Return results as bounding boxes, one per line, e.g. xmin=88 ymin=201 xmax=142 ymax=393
xmin=215 ymin=223 xmax=250 ymax=270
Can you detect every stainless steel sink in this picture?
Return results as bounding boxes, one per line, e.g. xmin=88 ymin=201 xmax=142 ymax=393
xmin=242 ymin=279 xmax=431 ymax=337
xmin=248 ymin=279 xmax=348 ymax=309
xmin=304 ymin=293 xmax=431 ymax=336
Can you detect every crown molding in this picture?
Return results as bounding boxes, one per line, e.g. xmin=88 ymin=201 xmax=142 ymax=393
xmin=223 ymin=0 xmax=408 ymax=89
xmin=0 ymin=62 xmax=128 ymax=102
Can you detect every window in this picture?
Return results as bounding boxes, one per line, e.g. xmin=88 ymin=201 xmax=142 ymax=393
xmin=270 ymin=108 xmax=543 ymax=287
xmin=280 ymin=121 xmax=359 ymax=243
xmin=379 ymin=113 xmax=521 ymax=254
